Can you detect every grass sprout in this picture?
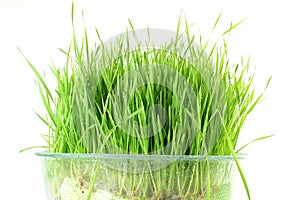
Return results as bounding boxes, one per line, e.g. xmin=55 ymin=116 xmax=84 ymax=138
xmin=21 ymin=9 xmax=271 ymax=200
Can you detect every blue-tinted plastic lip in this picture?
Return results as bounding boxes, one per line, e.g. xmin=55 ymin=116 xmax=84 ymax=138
xmin=35 ymin=152 xmax=246 ymax=161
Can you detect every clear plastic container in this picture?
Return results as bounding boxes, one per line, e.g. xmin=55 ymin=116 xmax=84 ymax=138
xmin=36 ymin=152 xmax=244 ymax=200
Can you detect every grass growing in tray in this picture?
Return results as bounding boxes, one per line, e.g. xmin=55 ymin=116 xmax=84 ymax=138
xmin=21 ymin=11 xmax=271 ymax=200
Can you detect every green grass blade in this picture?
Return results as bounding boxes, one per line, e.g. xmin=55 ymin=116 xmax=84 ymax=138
xmin=235 ymin=135 xmax=275 ymax=154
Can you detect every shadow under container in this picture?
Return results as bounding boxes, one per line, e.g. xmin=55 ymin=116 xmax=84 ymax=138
xmin=36 ymin=152 xmax=244 ymax=200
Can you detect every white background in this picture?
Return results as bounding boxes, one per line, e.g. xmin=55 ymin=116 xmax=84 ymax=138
xmin=1 ymin=0 xmax=299 ymax=199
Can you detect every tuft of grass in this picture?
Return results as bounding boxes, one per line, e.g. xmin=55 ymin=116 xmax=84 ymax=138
xmin=22 ymin=22 xmax=269 ymax=155
xmin=21 ymin=10 xmax=271 ymax=200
